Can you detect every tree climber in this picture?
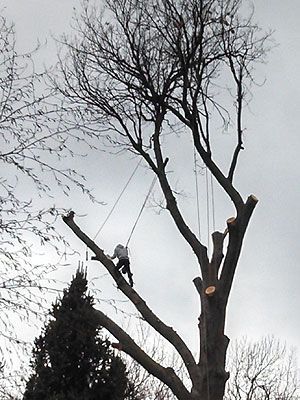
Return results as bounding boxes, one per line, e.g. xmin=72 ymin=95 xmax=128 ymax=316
xmin=109 ymin=244 xmax=133 ymax=287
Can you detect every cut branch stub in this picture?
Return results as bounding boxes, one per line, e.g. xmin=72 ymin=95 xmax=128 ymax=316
xmin=226 ymin=216 xmax=236 ymax=226
xmin=111 ymin=342 xmax=123 ymax=351
xmin=205 ymin=285 xmax=216 ymax=296
xmin=243 ymin=194 xmax=259 ymax=223
xmin=226 ymin=216 xmax=238 ymax=236
xmin=249 ymin=194 xmax=258 ymax=203
xmin=193 ymin=276 xmax=203 ymax=297
xmin=205 ymin=264 xmax=218 ymax=298
xmin=194 ymin=276 xmax=216 ymax=297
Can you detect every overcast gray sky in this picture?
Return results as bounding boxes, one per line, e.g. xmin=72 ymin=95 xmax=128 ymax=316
xmin=2 ymin=0 xmax=300 ymax=364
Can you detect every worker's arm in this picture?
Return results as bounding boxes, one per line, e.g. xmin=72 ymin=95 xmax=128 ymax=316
xmin=110 ymin=248 xmax=117 ymax=260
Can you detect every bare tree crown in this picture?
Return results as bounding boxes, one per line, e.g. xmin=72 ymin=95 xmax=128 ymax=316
xmin=61 ymin=0 xmax=270 ymax=197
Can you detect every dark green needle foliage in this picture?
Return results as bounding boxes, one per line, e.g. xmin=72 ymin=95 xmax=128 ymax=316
xmin=23 ymin=268 xmax=134 ymax=400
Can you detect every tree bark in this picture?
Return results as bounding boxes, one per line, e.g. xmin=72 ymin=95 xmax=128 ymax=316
xmin=199 ymin=292 xmax=229 ymax=400
xmin=192 ymin=195 xmax=258 ymax=400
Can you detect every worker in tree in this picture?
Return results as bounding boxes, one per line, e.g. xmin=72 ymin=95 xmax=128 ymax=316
xmin=109 ymin=244 xmax=133 ymax=287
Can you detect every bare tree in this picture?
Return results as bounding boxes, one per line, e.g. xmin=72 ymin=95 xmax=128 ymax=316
xmin=59 ymin=1 xmax=272 ymax=399
xmin=0 ymin=13 xmax=99 ymax=360
xmin=225 ymin=336 xmax=300 ymax=400
xmin=0 ymin=359 xmax=25 ymax=400
xmin=127 ymin=359 xmax=177 ymax=400
xmin=125 ymin=335 xmax=300 ymax=400
xmin=122 ymin=322 xmax=186 ymax=400
xmin=124 ymin=334 xmax=300 ymax=400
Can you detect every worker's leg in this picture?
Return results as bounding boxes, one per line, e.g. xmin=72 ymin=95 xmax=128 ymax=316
xmin=120 ymin=259 xmax=133 ymax=286
xmin=120 ymin=259 xmax=129 ymax=274
xmin=116 ymin=259 xmax=125 ymax=271
xmin=117 ymin=259 xmax=133 ymax=286
xmin=125 ymin=260 xmax=134 ymax=287
xmin=128 ymin=271 xmax=133 ymax=287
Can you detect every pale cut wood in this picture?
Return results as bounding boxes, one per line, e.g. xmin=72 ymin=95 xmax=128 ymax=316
xmin=205 ymin=285 xmax=216 ymax=296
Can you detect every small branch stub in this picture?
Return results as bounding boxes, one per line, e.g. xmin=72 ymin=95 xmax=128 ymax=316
xmin=249 ymin=194 xmax=258 ymax=203
xmin=205 ymin=285 xmax=216 ymax=296
xmin=111 ymin=342 xmax=123 ymax=351
xmin=226 ymin=216 xmax=236 ymax=226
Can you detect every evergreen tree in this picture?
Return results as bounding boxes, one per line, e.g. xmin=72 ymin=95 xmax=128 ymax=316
xmin=23 ymin=268 xmax=134 ymax=400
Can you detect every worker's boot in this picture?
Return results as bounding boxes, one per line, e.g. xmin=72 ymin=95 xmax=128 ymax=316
xmin=128 ymin=273 xmax=134 ymax=287
xmin=122 ymin=265 xmax=129 ymax=274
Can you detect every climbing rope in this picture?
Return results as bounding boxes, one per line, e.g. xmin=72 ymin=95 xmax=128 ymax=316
xmin=84 ymin=159 xmax=142 ymax=261
xmin=205 ymin=167 xmax=211 ymax=251
xmin=92 ymin=158 xmax=143 ymax=242
xmin=193 ymin=147 xmax=202 ymax=240
xmin=210 ymin=172 xmax=216 ymax=232
xmin=204 ymin=165 xmax=217 ymax=252
xmin=125 ymin=176 xmax=157 ymax=248
xmin=194 ymin=145 xmax=213 ymax=400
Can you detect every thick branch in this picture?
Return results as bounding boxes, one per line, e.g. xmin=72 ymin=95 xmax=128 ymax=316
xmin=92 ymin=308 xmax=190 ymax=400
xmin=227 ymin=142 xmax=244 ymax=183
xmin=192 ymin=136 xmax=244 ymax=212
xmin=242 ymin=194 xmax=259 ymax=224
xmin=228 ymin=69 xmax=244 ymax=183
xmin=193 ymin=276 xmax=203 ymax=297
xmin=62 ymin=211 xmax=201 ymax=388
xmin=211 ymin=231 xmax=225 ymax=277
xmin=151 ymin=125 xmax=209 ymax=272
xmin=220 ymin=195 xmax=258 ymax=301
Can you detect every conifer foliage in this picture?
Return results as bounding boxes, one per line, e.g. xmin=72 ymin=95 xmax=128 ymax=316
xmin=23 ymin=268 xmax=133 ymax=400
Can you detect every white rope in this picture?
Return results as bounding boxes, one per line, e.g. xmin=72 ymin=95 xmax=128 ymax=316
xmin=125 ymin=176 xmax=156 ymax=248
xmin=193 ymin=148 xmax=202 ymax=240
xmin=205 ymin=167 xmax=210 ymax=251
xmin=210 ymin=172 xmax=216 ymax=232
xmin=85 ymin=159 xmax=142 ymax=261
xmin=93 ymin=158 xmax=143 ymax=242
xmin=194 ymin=149 xmax=211 ymax=400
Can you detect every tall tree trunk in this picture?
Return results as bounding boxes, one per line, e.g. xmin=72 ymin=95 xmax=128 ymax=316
xmin=198 ymin=293 xmax=229 ymax=400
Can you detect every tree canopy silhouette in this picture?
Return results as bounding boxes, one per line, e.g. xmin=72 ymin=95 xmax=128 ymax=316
xmin=23 ymin=268 xmax=134 ymax=400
